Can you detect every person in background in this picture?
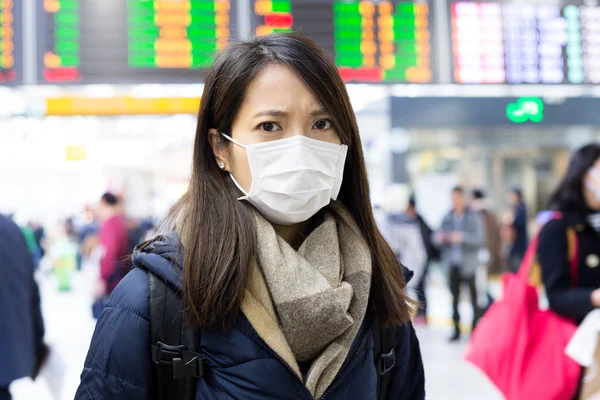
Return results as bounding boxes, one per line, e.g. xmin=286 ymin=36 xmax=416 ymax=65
xmin=0 ymin=214 xmax=47 ymax=400
xmin=538 ymin=143 xmax=600 ymax=323
xmin=95 ymin=193 xmax=129 ymax=301
xmin=29 ymin=221 xmax=46 ymax=260
xmin=76 ymin=206 xmax=99 ymax=271
xmin=407 ymin=195 xmax=438 ymax=324
xmin=435 ymin=186 xmax=485 ymax=342
xmin=508 ymin=188 xmax=528 ymax=272
xmin=471 ymin=189 xmax=504 ymax=307
xmin=19 ymin=223 xmax=43 ymax=269
xmin=378 ymin=188 xmax=427 ymax=303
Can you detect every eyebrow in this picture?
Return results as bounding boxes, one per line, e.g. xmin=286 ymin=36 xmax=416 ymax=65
xmin=252 ymin=108 xmax=329 ymax=118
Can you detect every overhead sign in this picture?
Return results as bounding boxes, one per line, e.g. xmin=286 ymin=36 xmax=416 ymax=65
xmin=391 ymin=96 xmax=600 ymax=127
xmin=45 ymin=96 xmax=201 ymax=115
xmin=506 ymin=97 xmax=544 ymax=124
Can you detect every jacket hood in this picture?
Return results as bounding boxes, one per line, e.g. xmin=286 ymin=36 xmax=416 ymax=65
xmin=132 ymin=232 xmax=184 ymax=291
xmin=132 ymin=231 xmax=415 ymax=290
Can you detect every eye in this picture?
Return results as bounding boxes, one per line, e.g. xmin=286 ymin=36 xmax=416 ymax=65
xmin=257 ymin=121 xmax=282 ymax=132
xmin=313 ymin=119 xmax=332 ymax=130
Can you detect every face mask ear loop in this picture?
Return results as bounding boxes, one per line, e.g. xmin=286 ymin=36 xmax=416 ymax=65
xmin=219 ymin=133 xmax=249 ymax=198
xmin=229 ymin=173 xmax=249 ymax=199
xmin=220 ymin=132 xmax=247 ymax=149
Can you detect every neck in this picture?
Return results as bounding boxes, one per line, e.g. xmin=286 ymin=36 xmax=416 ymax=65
xmin=273 ymin=220 xmax=313 ymax=250
xmin=454 ymin=207 xmax=465 ymax=215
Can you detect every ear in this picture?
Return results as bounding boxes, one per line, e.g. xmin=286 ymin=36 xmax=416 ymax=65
xmin=208 ymin=129 xmax=229 ymax=171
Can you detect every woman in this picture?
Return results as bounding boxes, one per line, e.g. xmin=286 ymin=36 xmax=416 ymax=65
xmin=75 ymin=34 xmax=424 ymax=400
xmin=538 ymin=143 xmax=600 ymax=323
xmin=507 ymin=188 xmax=528 ymax=272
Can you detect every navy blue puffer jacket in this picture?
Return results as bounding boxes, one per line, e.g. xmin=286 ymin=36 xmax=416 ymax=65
xmin=75 ymin=234 xmax=425 ymax=399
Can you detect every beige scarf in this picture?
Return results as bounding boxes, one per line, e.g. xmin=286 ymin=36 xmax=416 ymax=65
xmin=240 ymin=202 xmax=372 ymax=398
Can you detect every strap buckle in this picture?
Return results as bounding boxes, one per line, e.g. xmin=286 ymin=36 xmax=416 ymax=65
xmin=377 ymin=348 xmax=396 ymax=376
xmin=152 ymin=341 xmax=205 ymax=379
xmin=154 ymin=341 xmax=184 ymax=365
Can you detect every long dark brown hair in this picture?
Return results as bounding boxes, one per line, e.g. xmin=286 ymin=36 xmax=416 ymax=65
xmin=166 ymin=33 xmax=413 ymax=330
xmin=550 ymin=143 xmax=600 ymax=211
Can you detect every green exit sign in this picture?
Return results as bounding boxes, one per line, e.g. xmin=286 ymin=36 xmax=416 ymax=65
xmin=506 ymin=97 xmax=544 ymax=123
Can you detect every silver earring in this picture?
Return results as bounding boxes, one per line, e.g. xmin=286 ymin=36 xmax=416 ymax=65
xmin=219 ymin=162 xmax=226 ymax=169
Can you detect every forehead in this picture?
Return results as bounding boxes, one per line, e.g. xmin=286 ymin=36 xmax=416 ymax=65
xmin=240 ymin=64 xmax=323 ymax=113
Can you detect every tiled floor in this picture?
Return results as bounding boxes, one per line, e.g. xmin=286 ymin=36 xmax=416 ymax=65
xmin=416 ymin=326 xmax=503 ymax=400
xmin=10 ymin=265 xmax=504 ymax=400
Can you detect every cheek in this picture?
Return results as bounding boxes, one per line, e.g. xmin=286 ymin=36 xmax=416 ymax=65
xmin=229 ymin=145 xmax=253 ymax=192
xmin=326 ymin=129 xmax=342 ymax=145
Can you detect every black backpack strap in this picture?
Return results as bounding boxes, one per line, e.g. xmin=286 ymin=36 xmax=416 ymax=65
xmin=149 ymin=272 xmax=203 ymax=400
xmin=374 ymin=318 xmax=396 ymax=400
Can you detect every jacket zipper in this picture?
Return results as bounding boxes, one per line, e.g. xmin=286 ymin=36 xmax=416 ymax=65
xmin=235 ymin=328 xmax=314 ymax=400
xmin=318 ymin=330 xmax=370 ymax=400
xmin=236 ymin=324 xmax=372 ymax=400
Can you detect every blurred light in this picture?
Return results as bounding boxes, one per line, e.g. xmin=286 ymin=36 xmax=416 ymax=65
xmin=405 ymin=84 xmax=421 ymax=97
xmin=65 ymin=144 xmax=86 ymax=161
xmin=389 ymin=128 xmax=411 ymax=152
xmin=82 ymin=85 xmax=117 ymax=98
xmin=0 ymin=88 xmax=27 ymax=116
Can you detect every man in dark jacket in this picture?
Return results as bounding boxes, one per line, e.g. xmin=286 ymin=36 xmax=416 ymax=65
xmin=0 ymin=214 xmax=46 ymax=400
xmin=75 ymin=233 xmax=425 ymax=399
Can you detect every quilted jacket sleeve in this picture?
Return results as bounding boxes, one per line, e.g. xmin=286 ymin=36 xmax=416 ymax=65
xmin=387 ymin=323 xmax=425 ymax=400
xmin=75 ymin=268 xmax=152 ymax=400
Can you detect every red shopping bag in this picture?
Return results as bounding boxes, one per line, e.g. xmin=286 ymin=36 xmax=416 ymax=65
xmin=465 ymin=219 xmax=581 ymax=400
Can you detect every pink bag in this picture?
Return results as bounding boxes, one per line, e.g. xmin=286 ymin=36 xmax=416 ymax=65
xmin=465 ymin=219 xmax=581 ymax=400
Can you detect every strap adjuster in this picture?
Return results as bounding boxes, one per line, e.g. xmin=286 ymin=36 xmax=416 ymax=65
xmin=378 ymin=348 xmax=396 ymax=376
xmin=173 ymin=357 xmax=204 ymax=379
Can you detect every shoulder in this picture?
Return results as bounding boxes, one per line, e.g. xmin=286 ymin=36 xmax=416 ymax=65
xmin=0 ymin=214 xmax=23 ymax=240
xmin=78 ymin=268 xmax=152 ymax=396
xmin=538 ymin=219 xmax=569 ymax=254
xmin=539 ymin=218 xmax=568 ymax=239
xmin=466 ymin=210 xmax=482 ymax=224
xmin=466 ymin=209 xmax=479 ymax=218
xmin=105 ymin=267 xmax=150 ymax=320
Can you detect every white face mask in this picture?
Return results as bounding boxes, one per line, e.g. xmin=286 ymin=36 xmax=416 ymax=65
xmin=220 ymin=133 xmax=348 ymax=225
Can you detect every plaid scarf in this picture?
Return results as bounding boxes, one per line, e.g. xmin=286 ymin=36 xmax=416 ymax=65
xmin=241 ymin=202 xmax=372 ymax=398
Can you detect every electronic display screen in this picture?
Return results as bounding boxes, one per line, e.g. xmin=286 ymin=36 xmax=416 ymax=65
xmin=252 ymin=0 xmax=435 ymax=83
xmin=1 ymin=0 xmax=23 ymax=85
xmin=37 ymin=0 xmax=234 ymax=84
xmin=450 ymin=0 xmax=600 ymax=84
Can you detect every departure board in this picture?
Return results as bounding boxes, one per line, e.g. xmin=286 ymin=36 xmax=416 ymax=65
xmin=252 ymin=0 xmax=435 ymax=83
xmin=0 ymin=0 xmax=22 ymax=85
xmin=37 ymin=0 xmax=234 ymax=84
xmin=451 ymin=1 xmax=600 ymax=84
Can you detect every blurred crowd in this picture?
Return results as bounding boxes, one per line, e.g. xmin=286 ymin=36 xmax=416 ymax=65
xmin=376 ymin=182 xmax=530 ymax=339
xmin=0 ymin=191 xmax=156 ymax=399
